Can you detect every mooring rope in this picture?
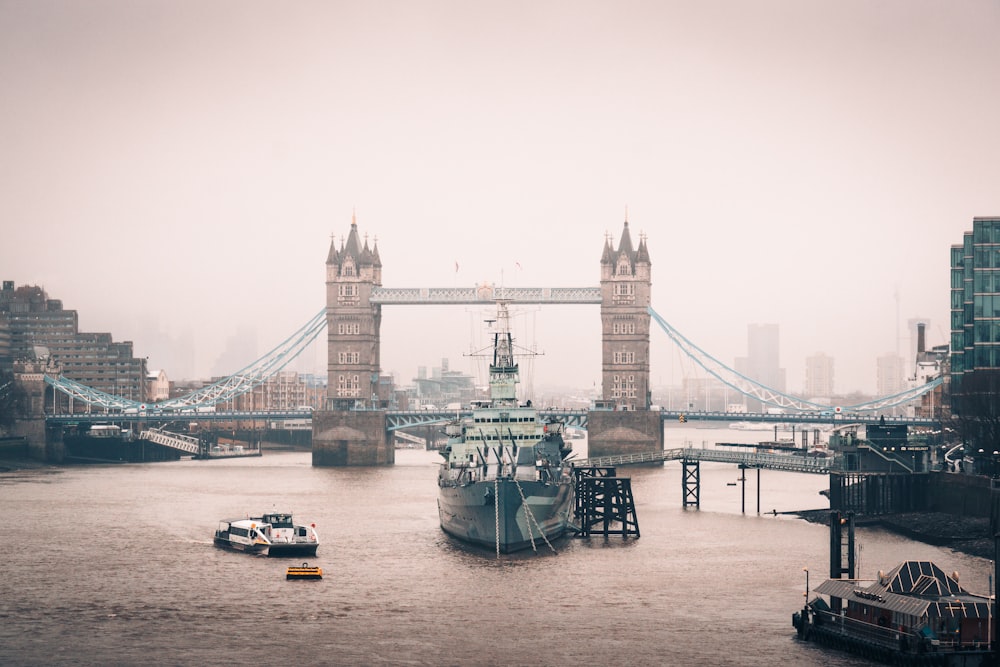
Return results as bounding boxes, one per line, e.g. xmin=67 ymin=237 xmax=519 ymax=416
xmin=514 ymin=477 xmax=556 ymax=554
xmin=494 ymin=477 xmax=500 ymax=559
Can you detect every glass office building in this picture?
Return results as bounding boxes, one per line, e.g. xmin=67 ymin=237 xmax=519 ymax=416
xmin=950 ymin=217 xmax=1000 ymax=410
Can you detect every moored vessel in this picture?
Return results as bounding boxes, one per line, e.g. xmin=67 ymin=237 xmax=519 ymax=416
xmin=213 ymin=512 xmax=319 ymax=557
xmin=436 ymin=301 xmax=575 ymax=555
xmin=795 ymin=560 xmax=995 ymax=666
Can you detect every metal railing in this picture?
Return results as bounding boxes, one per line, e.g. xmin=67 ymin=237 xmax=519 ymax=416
xmin=573 ymin=447 xmax=835 ymax=474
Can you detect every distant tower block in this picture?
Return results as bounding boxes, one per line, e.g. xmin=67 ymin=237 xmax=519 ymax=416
xmin=599 ymin=219 xmax=652 ymax=411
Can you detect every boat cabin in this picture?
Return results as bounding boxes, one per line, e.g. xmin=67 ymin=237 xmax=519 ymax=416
xmin=812 ymin=561 xmax=993 ymax=651
xmin=261 ymin=513 xmax=294 ymax=528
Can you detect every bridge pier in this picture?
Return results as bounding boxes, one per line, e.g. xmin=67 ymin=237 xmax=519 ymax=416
xmin=587 ymin=410 xmax=663 ymax=461
xmin=312 ymin=410 xmax=393 ymax=466
xmin=736 ymin=465 xmax=763 ymax=514
xmin=682 ymin=459 xmax=700 ymax=508
xmin=572 ymin=467 xmax=640 ymax=540
xmin=11 ymin=417 xmax=63 ymax=462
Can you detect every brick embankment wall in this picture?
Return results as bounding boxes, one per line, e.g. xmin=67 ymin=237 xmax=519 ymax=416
xmin=0 ymin=437 xmax=28 ymax=459
xmin=924 ymin=472 xmax=993 ymax=518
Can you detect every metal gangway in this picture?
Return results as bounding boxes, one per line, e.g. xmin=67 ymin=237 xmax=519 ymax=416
xmin=573 ymin=447 xmax=835 ymax=475
xmin=139 ymin=427 xmax=200 ymax=455
xmin=393 ymin=430 xmax=428 ymax=448
xmin=574 ymin=447 xmax=834 ymax=512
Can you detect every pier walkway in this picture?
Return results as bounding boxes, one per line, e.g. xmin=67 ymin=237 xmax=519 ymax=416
xmin=572 ymin=447 xmax=834 ymax=475
xmin=139 ymin=427 xmax=200 ymax=455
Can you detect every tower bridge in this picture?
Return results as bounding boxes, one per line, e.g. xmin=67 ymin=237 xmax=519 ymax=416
xmin=312 ymin=215 xmax=940 ymax=466
xmin=30 ymin=215 xmax=943 ymax=466
xmin=315 ymin=215 xmax=658 ymax=465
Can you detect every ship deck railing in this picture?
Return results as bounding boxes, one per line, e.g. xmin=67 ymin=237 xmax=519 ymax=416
xmin=445 ymin=464 xmax=566 ymax=484
xmin=270 ymin=536 xmax=316 ymax=545
xmin=808 ymin=609 xmax=992 ymax=653
xmin=811 ymin=609 xmax=915 ymax=649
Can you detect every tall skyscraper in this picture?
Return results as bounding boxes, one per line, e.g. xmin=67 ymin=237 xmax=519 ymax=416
xmin=877 ymin=354 xmax=906 ymax=411
xmin=734 ymin=323 xmax=785 ymax=411
xmin=804 ymin=352 xmax=834 ymax=398
xmin=950 ymin=217 xmax=1000 ymax=412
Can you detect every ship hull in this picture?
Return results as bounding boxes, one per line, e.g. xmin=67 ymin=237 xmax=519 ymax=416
xmin=438 ymin=478 xmax=573 ymax=553
xmin=212 ymin=535 xmax=318 ymax=557
xmin=265 ymin=543 xmax=319 ymax=558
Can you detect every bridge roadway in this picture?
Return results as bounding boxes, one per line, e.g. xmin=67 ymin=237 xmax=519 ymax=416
xmin=45 ymin=409 xmax=315 ymax=424
xmin=381 ymin=408 xmax=936 ymax=430
xmin=571 ymin=447 xmax=835 ymax=474
xmin=44 ymin=408 xmax=938 ymax=430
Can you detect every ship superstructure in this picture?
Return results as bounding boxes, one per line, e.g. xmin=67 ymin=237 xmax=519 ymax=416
xmin=437 ymin=302 xmax=574 ymax=555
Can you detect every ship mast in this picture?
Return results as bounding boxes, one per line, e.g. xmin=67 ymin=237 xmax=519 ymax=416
xmin=488 ymin=301 xmax=519 ymax=406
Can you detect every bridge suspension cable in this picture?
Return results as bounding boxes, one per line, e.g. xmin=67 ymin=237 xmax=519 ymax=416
xmin=45 ymin=308 xmax=328 ymax=410
xmin=648 ymin=306 xmax=942 ymax=413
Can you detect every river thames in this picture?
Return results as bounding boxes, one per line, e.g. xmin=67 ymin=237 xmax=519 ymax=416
xmin=1 ymin=426 xmax=992 ymax=666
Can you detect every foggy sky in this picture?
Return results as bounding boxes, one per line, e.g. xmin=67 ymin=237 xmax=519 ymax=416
xmin=2 ymin=0 xmax=998 ymax=397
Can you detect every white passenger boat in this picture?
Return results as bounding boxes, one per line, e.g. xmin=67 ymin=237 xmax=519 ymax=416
xmin=213 ymin=512 xmax=319 ymax=557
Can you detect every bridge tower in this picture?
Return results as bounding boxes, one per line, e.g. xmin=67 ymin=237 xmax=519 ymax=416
xmin=599 ymin=219 xmax=651 ymax=410
xmin=324 ymin=213 xmax=383 ymax=409
xmin=313 ymin=214 xmax=392 ymax=466
xmin=589 ymin=219 xmax=663 ymax=460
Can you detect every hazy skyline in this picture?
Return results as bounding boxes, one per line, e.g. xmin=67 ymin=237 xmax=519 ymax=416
xmin=2 ymin=1 xmax=998 ymax=397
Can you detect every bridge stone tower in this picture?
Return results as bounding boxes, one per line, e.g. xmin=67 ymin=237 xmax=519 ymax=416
xmin=599 ymin=220 xmax=651 ymax=410
xmin=324 ymin=213 xmax=382 ymax=409
xmin=588 ymin=219 xmax=663 ymax=459
xmin=313 ymin=214 xmax=392 ymax=466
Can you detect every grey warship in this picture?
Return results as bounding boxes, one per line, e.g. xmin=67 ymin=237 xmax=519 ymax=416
xmin=436 ymin=301 xmax=574 ymax=554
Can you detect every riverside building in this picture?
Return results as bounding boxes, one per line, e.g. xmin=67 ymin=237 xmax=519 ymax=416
xmin=0 ymin=280 xmax=147 ymax=411
xmin=950 ymin=217 xmax=1000 ymax=413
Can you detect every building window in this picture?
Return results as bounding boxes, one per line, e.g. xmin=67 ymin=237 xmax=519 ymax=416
xmin=338 ymin=284 xmax=359 ymax=304
xmin=612 ymin=320 xmax=635 ymax=335
xmin=336 ymin=322 xmax=361 ymax=335
xmin=613 ymin=283 xmax=636 ymax=305
xmin=613 ymin=350 xmax=635 ymax=364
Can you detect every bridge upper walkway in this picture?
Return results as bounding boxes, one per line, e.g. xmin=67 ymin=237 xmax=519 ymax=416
xmin=572 ymin=447 xmax=836 ymax=474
